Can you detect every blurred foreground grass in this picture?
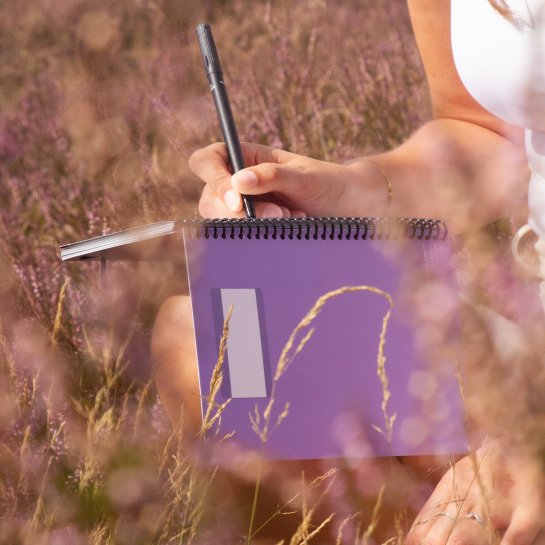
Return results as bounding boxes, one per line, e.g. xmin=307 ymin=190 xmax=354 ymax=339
xmin=0 ymin=0 xmax=434 ymax=543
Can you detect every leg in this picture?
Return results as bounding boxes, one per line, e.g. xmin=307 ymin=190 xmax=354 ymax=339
xmin=151 ymin=295 xmax=202 ymax=434
xmin=150 ymin=295 xmax=334 ymax=539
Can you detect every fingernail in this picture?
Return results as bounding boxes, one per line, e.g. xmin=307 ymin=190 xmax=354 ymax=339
xmin=280 ymin=206 xmax=290 ymax=217
xmin=224 ymin=189 xmax=242 ymax=212
xmin=232 ymin=169 xmax=258 ymax=190
xmin=262 ymin=204 xmax=283 ymax=218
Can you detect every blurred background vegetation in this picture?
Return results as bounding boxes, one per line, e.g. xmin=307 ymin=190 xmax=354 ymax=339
xmin=0 ymin=0 xmax=433 ymax=543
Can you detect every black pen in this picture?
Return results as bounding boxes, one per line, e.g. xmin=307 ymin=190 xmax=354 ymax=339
xmin=196 ymin=23 xmax=256 ymax=219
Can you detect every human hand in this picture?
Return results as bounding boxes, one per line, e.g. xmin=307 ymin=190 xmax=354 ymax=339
xmin=189 ymin=142 xmax=386 ymax=218
xmin=406 ymin=445 xmax=545 ymax=545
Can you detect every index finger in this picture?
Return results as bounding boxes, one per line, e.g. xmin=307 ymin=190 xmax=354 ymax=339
xmin=188 ymin=142 xmax=290 ymax=194
xmin=188 ymin=142 xmax=232 ymax=194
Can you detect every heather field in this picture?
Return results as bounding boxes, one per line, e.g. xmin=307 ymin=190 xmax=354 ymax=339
xmin=1 ymin=0 xmax=543 ymax=544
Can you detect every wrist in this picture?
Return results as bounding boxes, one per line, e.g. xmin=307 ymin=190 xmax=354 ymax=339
xmin=343 ymin=157 xmax=393 ymax=216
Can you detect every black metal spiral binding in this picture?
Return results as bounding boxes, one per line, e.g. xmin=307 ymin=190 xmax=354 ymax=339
xmin=182 ymin=217 xmax=448 ymax=241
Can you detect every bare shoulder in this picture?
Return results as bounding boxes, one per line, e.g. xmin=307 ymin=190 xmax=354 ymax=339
xmin=407 ymin=0 xmax=522 ymax=140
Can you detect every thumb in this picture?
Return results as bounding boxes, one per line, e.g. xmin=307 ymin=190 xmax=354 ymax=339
xmin=230 ymin=163 xmax=308 ymax=198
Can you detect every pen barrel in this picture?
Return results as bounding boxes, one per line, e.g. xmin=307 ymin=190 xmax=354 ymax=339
xmin=197 ymin=23 xmax=255 ymax=218
xmin=209 ymin=72 xmax=246 ymax=173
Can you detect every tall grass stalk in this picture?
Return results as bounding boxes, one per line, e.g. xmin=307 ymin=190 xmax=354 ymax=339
xmin=248 ymin=285 xmax=393 ymax=543
xmin=251 ymin=285 xmax=394 ymax=446
xmin=198 ymin=304 xmax=233 ymax=439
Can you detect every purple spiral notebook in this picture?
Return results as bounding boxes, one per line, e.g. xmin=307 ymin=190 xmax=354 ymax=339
xmin=184 ymin=217 xmax=468 ymax=461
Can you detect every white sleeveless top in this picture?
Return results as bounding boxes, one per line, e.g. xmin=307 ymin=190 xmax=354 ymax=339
xmin=451 ymin=0 xmax=545 ymax=239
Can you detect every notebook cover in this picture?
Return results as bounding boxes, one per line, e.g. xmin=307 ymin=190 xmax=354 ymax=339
xmin=184 ymin=229 xmax=467 ymax=461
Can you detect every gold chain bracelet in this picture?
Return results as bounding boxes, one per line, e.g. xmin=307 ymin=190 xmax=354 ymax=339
xmin=364 ymin=158 xmax=393 ymax=204
xmin=346 ymin=157 xmax=393 ymax=205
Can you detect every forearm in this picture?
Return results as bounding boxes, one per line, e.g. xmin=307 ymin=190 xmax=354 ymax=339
xmin=345 ymin=118 xmax=529 ymax=233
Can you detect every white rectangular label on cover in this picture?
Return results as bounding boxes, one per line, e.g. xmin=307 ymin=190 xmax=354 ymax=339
xmin=220 ymin=289 xmax=267 ymax=398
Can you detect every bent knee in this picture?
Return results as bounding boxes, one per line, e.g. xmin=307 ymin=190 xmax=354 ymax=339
xmin=151 ymin=295 xmax=194 ymax=365
xmin=151 ymin=295 xmax=201 ymax=429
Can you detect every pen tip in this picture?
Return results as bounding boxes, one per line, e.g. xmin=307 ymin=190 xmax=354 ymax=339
xmin=243 ymin=196 xmax=256 ymax=219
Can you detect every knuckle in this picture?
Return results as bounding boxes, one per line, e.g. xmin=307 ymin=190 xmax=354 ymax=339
xmin=504 ymin=515 xmax=542 ymax=545
xmin=516 ymin=507 xmax=543 ymax=529
xmin=405 ymin=525 xmax=436 ymax=545
xmin=503 ymin=530 xmax=528 ymax=545
xmin=404 ymin=530 xmax=424 ymax=545
xmin=261 ymin=162 xmax=281 ymax=182
xmin=188 ymin=143 xmax=225 ymax=171
xmin=188 ymin=148 xmax=205 ymax=171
